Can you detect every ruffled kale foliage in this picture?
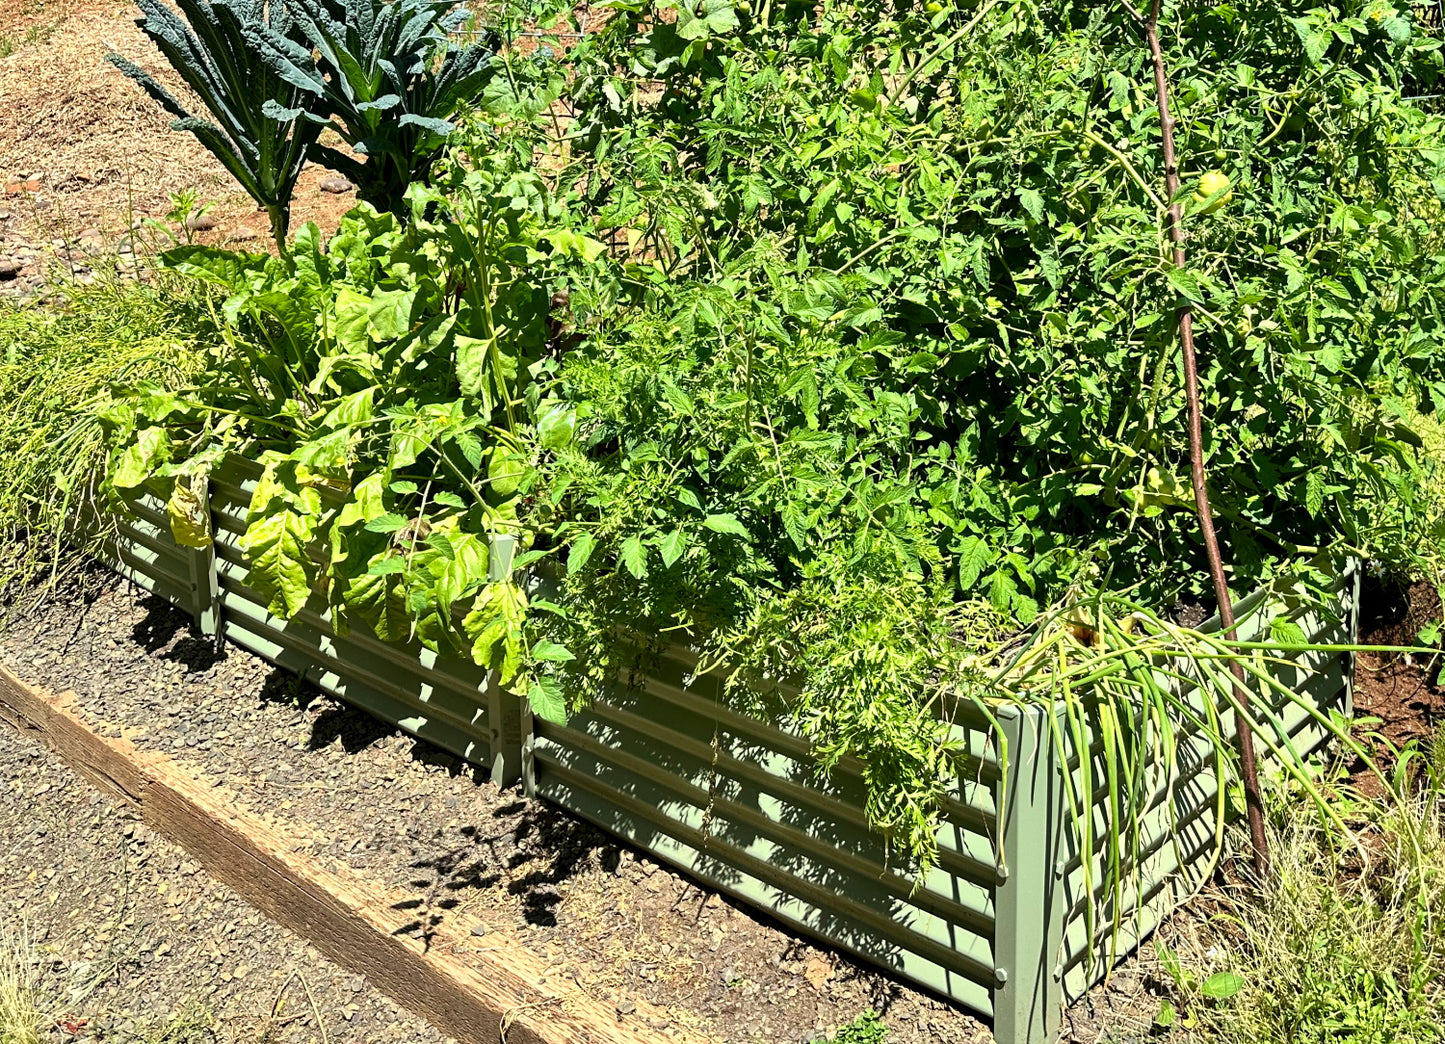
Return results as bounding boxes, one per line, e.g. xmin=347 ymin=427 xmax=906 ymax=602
xmin=107 ymin=0 xmax=322 ymax=246
xmin=254 ymin=0 xmax=502 ymax=215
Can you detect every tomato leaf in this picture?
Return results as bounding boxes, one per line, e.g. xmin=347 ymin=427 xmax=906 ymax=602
xmin=527 ymin=676 xmax=568 ymax=724
xmin=620 ymin=534 xmax=648 ymax=578
xmin=702 ymin=513 xmax=749 ymax=538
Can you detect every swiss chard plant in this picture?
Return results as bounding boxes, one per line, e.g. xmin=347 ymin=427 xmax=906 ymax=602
xmin=99 ymin=153 xmax=607 ymax=721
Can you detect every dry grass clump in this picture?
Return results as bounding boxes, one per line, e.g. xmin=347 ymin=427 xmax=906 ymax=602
xmin=0 ymin=266 xmax=211 ymax=595
xmin=0 ymin=920 xmax=43 ymax=1044
xmin=1167 ymin=771 xmax=1445 ymax=1044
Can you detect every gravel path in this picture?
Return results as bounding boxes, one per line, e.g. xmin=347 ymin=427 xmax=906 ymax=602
xmin=0 ymin=568 xmax=1164 ymax=1043
xmin=0 ymin=721 xmax=453 ymax=1044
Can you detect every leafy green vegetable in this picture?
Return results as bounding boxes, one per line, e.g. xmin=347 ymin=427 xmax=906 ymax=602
xmin=254 ymin=0 xmax=500 ymax=215
xmin=99 ymin=149 xmax=597 ymax=711
xmin=107 ymin=0 xmax=323 ymax=247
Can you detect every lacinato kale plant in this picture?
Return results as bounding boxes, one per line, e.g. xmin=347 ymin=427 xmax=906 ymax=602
xmin=255 ymin=0 xmax=501 ymax=215
xmin=108 ymin=0 xmax=322 ymax=247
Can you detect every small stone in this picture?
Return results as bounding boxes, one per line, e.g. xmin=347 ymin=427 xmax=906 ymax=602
xmin=803 ymin=955 xmax=831 ymax=992
xmin=616 ymin=1001 xmax=636 ymax=1016
xmin=185 ymin=212 xmax=220 ymax=232
xmin=225 ymin=229 xmax=259 ymax=244
xmin=319 ymin=177 xmax=355 ymax=194
xmin=469 ymin=924 xmax=487 ymax=937
xmin=0 ymin=260 xmax=19 ymax=281
xmin=3 ymin=180 xmax=40 ymax=194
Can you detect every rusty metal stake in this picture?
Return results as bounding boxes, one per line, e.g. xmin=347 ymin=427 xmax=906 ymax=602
xmin=1130 ymin=0 xmax=1270 ymax=876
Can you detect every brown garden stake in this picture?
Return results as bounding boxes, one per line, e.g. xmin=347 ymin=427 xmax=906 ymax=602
xmin=1123 ymin=0 xmax=1270 ymax=875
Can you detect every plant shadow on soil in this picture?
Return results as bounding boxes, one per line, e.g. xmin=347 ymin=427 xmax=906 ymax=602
xmin=129 ymin=591 xmax=628 ymax=935
xmin=118 ymin=591 xmax=907 ymax=1000
xmin=130 ymin=592 xmax=227 ymax=671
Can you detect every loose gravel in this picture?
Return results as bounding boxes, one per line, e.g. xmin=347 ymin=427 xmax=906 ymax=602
xmin=0 ymin=722 xmax=453 ymax=1044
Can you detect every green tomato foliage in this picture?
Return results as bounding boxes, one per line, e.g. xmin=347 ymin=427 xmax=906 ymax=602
xmin=527 ymin=0 xmax=1445 ymax=865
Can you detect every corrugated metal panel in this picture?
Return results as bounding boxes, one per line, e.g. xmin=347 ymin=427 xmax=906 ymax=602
xmin=531 ymin=571 xmax=1359 ymax=1044
xmin=529 ymin=641 xmax=1006 ymax=1018
xmin=98 ymin=489 xmax=204 ymax=617
xmin=103 ymin=461 xmax=509 ymax=782
xmin=94 ymin=456 xmax=1358 ymax=1044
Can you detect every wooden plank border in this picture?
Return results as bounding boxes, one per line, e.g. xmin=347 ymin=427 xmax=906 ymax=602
xmin=0 ymin=665 xmax=700 ymax=1044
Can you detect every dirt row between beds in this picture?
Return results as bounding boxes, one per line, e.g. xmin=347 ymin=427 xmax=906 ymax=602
xmin=0 ymin=713 xmax=456 ymax=1044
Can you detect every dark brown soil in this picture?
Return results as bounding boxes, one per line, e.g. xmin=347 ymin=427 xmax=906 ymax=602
xmin=0 ymin=565 xmax=1168 ymax=1044
xmin=1351 ymin=574 xmax=1445 ymax=775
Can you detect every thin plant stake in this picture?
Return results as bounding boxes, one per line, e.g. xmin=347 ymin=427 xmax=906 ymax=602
xmin=1124 ymin=0 xmax=1270 ymax=875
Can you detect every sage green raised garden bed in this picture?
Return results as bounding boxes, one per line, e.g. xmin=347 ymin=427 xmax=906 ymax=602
xmin=101 ymin=455 xmax=1358 ymax=1044
xmin=525 ymin=572 xmax=1356 ymax=1044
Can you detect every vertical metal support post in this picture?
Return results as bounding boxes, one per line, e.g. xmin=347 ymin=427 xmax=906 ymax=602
xmin=519 ymin=696 xmax=537 ymax=800
xmin=991 ymin=703 xmax=1066 ymax=1044
xmin=483 ymin=534 xmax=525 ymax=787
xmin=1342 ymin=556 xmax=1361 ymax=716
xmin=186 ymin=477 xmax=224 ymax=642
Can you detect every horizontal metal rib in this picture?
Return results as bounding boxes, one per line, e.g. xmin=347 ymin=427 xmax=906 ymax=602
xmin=216 ymin=578 xmax=492 ymax=756
xmin=539 ymin=705 xmax=1001 ymax=924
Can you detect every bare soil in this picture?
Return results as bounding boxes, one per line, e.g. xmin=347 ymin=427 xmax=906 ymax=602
xmin=1349 ymin=574 xmax=1445 ymax=791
